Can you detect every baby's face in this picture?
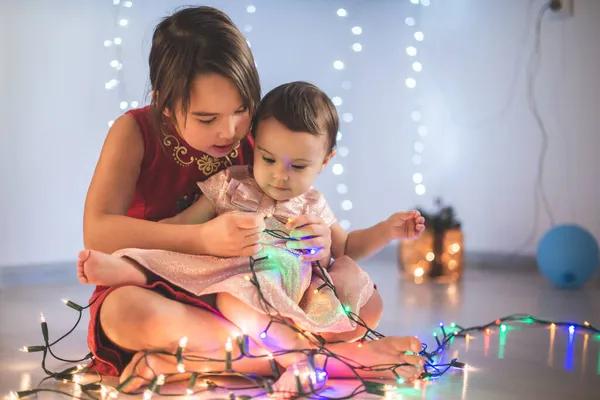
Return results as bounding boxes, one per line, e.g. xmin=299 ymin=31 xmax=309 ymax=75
xmin=253 ymin=117 xmax=333 ymax=201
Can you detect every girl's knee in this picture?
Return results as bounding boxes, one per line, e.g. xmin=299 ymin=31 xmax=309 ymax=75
xmin=100 ymin=287 xmax=167 ymax=345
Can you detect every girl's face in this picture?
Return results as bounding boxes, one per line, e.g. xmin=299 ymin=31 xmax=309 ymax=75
xmin=170 ymin=73 xmax=252 ymax=158
xmin=253 ymin=118 xmax=335 ymax=201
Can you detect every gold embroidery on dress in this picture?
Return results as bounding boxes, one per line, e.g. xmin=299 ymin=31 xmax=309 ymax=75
xmin=163 ymin=134 xmax=241 ymax=173
xmin=196 ymin=154 xmax=221 ymax=175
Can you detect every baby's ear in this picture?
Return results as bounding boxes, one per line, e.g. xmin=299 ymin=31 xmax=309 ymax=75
xmin=320 ymin=149 xmax=336 ymax=171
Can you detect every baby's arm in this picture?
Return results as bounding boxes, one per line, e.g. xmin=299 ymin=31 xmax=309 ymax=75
xmin=330 ymin=221 xmax=392 ymax=262
xmin=160 ymin=195 xmax=217 ymax=225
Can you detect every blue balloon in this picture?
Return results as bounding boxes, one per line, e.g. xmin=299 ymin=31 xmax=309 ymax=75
xmin=537 ymin=224 xmax=599 ymax=289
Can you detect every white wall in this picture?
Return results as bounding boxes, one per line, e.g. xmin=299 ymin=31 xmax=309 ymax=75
xmin=1 ymin=0 xmax=599 ymax=268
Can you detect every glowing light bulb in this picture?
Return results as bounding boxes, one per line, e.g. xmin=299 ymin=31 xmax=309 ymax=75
xmin=179 ymin=336 xmax=188 ymax=348
xmin=225 ymin=337 xmax=232 ymax=351
xmin=569 ymin=325 xmax=575 ymax=334
xmin=40 ymin=313 xmax=45 ymax=323
xmin=333 ymin=60 xmax=344 ymax=70
xmin=337 ymin=8 xmax=347 ymax=17
xmin=500 ymin=324 xmax=507 ymax=333
xmin=260 ymin=331 xmax=267 ymax=339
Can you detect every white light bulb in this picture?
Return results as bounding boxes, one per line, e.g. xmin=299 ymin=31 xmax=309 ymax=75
xmin=411 ymin=111 xmax=422 ymax=121
xmin=116 ymin=63 xmax=123 ymax=70
xmin=124 ymin=1 xmax=132 ymax=7
xmin=104 ymin=40 xmax=112 ymax=47
xmin=405 ymin=17 xmax=415 ymax=26
xmin=414 ymin=141 xmax=425 ymax=153
xmin=113 ymin=0 xmax=120 ymax=5
xmin=333 ymin=60 xmax=345 ymax=70
xmin=418 ymin=126 xmax=428 ymax=137
xmin=336 ymin=131 xmax=343 ymax=141
xmin=352 ymin=43 xmax=363 ymax=52
xmin=406 ymin=78 xmax=417 ymax=88
xmin=412 ymin=62 xmax=423 ymax=72
xmin=341 ymin=81 xmax=352 ymax=90
xmin=413 ymin=173 xmax=423 ymax=184
xmin=246 ymin=5 xmax=256 ymax=13
xmin=351 ymin=26 xmax=362 ymax=35
xmin=332 ymin=96 xmax=343 ymax=106
xmin=415 ymin=184 xmax=426 ymax=195
xmin=119 ymin=19 xmax=128 ymax=26
xmin=340 ymin=220 xmax=351 ymax=230
xmin=110 ymin=60 xmax=119 ymax=68
xmin=120 ymin=101 xmax=129 ymax=110
xmin=337 ymin=8 xmax=347 ymax=17
xmin=414 ymin=32 xmax=424 ymax=41
xmin=341 ymin=200 xmax=353 ymax=211
xmin=113 ymin=37 xmax=122 ymax=45
xmin=332 ymin=164 xmax=344 ymax=175
xmin=338 ymin=146 xmax=349 ymax=157
xmin=342 ymin=113 xmax=353 ymax=123
xmin=410 ymin=0 xmax=419 ymax=4
xmin=412 ymin=155 xmax=422 ymax=165
xmin=406 ymin=46 xmax=417 ymax=56
xmin=337 ymin=183 xmax=348 ymax=194
xmin=244 ymin=25 xmax=252 ymax=33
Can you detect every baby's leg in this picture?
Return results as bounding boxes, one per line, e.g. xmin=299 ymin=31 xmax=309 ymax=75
xmin=216 ymin=292 xmax=325 ymax=399
xmin=77 ymin=249 xmax=148 ymax=286
xmin=318 ymin=256 xmax=383 ymax=343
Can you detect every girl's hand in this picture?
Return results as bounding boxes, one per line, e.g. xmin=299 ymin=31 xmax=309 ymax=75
xmin=194 ymin=211 xmax=265 ymax=257
xmin=285 ymin=215 xmax=332 ymax=262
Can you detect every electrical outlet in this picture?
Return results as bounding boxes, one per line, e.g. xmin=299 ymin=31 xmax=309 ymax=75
xmin=549 ymin=0 xmax=573 ymax=18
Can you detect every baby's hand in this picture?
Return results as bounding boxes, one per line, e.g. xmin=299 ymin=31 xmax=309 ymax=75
xmin=386 ymin=210 xmax=425 ymax=240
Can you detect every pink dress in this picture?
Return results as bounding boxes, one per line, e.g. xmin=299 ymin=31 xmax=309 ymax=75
xmin=114 ymin=166 xmax=374 ymax=333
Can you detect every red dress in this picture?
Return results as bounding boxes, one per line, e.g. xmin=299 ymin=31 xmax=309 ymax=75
xmin=86 ymin=106 xmax=254 ymax=376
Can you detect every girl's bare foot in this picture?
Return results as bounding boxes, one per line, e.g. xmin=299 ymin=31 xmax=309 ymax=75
xmin=322 ymin=336 xmax=424 ymax=382
xmin=77 ymin=249 xmax=147 ymax=286
xmin=112 ymin=352 xmax=192 ymax=394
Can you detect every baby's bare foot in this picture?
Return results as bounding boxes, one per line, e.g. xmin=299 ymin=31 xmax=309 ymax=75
xmin=77 ymin=249 xmax=147 ymax=286
xmin=270 ymin=361 xmax=327 ymax=399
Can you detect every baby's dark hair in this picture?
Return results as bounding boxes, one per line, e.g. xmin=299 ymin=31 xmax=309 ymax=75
xmin=149 ymin=6 xmax=260 ymax=130
xmin=252 ymin=82 xmax=339 ymax=154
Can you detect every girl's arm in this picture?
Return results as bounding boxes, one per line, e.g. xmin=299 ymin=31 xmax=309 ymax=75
xmin=330 ymin=221 xmax=392 ymax=261
xmin=159 ymin=196 xmax=216 ymax=225
xmin=83 ymin=115 xmax=263 ymax=257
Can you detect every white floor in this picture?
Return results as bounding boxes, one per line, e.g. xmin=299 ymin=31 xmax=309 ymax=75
xmin=1 ymin=253 xmax=599 ymax=399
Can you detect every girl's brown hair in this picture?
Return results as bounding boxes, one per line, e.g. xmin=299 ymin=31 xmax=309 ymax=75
xmin=149 ymin=6 xmax=261 ymax=133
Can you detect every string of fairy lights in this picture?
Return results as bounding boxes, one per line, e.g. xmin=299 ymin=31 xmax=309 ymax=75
xmin=406 ymin=0 xmax=429 ymax=196
xmin=10 ymin=221 xmax=474 ymax=399
xmin=10 ymin=275 xmax=599 ymax=400
xmin=105 ymin=0 xmax=137 ymax=128
xmin=332 ymin=7 xmax=363 ymax=232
